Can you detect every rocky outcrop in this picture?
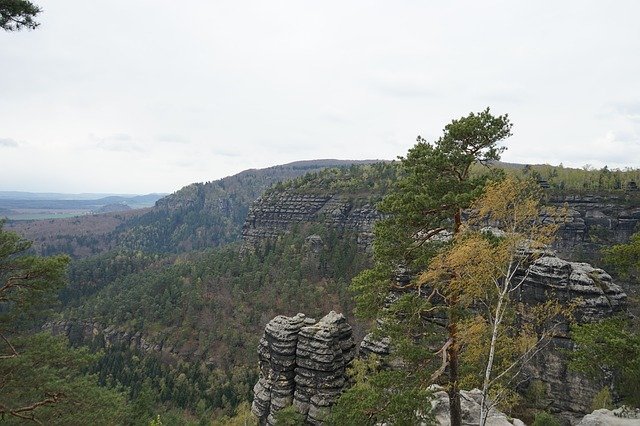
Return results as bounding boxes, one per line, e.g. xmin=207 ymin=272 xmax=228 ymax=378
xmin=251 ymin=312 xmax=355 ymax=425
xmin=242 ymin=192 xmax=382 ymax=250
xmin=430 ymin=385 xmax=525 ymax=426
xmin=242 ymin=189 xmax=640 ymax=266
xmin=577 ymin=407 xmax=640 ymax=425
xmin=359 ymin=252 xmax=628 ymax=419
xmin=44 ymin=320 xmax=197 ymax=360
xmin=514 ymin=254 xmax=628 ymax=417
xmin=549 ymin=193 xmax=640 ymax=261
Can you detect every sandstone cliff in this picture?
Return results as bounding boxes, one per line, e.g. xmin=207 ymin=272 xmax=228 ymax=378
xmin=251 ymin=312 xmax=356 ymax=425
xmin=242 ymin=191 xmax=382 ymax=251
xmin=360 ymin=251 xmax=628 ymax=419
xmin=242 ymin=190 xmax=640 ymax=266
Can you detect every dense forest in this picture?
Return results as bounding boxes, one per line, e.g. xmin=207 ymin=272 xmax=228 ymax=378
xmin=3 ymin=156 xmax=640 ymax=424
xmin=3 ymin=1 xmax=640 ymax=425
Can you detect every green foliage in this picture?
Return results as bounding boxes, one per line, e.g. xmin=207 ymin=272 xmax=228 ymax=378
xmin=149 ymin=414 xmax=164 ymax=426
xmin=0 ymin=220 xmax=69 ymax=330
xmin=372 ymin=108 xmax=510 ymax=282
xmin=89 ymin=341 xmax=258 ymax=420
xmin=60 ymin=226 xmax=367 ymax=419
xmin=591 ymin=387 xmax=614 ymax=411
xmin=498 ymin=163 xmax=640 ymax=192
xmin=0 ymin=0 xmax=41 ymax=31
xmin=61 ymin=249 xmax=160 ymax=306
xmin=211 ymin=401 xmax=257 ymax=425
xmin=116 ymin=161 xmax=374 ymax=254
xmin=532 ymin=411 xmax=561 ymax=426
xmin=603 ymin=232 xmax=640 ymax=279
xmin=274 ymin=405 xmax=306 ymax=425
xmin=524 ymin=380 xmax=549 ymax=410
xmin=327 ymin=358 xmax=433 ymax=425
xmin=0 ymin=333 xmax=130 ymax=424
xmin=270 ymin=162 xmax=398 ymax=197
xmin=569 ymin=316 xmax=640 ymax=406
xmin=343 ymin=108 xmax=512 ymax=424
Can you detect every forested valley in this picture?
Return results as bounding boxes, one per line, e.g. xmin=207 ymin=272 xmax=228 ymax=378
xmin=4 ymin=0 xmax=640 ymax=425
xmin=4 ymin=145 xmax=640 ymax=424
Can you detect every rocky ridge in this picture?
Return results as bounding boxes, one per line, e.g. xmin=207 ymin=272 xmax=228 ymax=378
xmin=549 ymin=193 xmax=640 ymax=261
xmin=44 ymin=320 xmax=200 ymax=360
xmin=242 ymin=192 xmax=382 ymax=250
xmin=242 ymin=190 xmax=640 ymax=266
xmin=515 ymin=253 xmax=627 ymax=417
xmin=251 ymin=311 xmax=356 ymax=425
xmin=359 ymin=251 xmax=628 ymax=419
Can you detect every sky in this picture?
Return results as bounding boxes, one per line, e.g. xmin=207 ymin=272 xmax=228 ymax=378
xmin=1 ymin=1 xmax=640 ymax=194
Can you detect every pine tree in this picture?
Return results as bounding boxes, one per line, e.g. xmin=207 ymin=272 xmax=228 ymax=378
xmin=349 ymin=108 xmax=512 ymax=425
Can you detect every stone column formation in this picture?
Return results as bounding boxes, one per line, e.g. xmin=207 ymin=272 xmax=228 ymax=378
xmin=251 ymin=311 xmax=355 ymax=425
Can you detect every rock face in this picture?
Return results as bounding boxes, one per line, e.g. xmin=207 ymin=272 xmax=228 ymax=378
xmin=549 ymin=193 xmax=640 ymax=261
xmin=242 ymin=190 xmax=640 ymax=268
xmin=45 ymin=320 xmax=197 ymax=360
xmin=577 ymin=408 xmax=640 ymax=425
xmin=514 ymin=254 xmax=628 ymax=417
xmin=251 ymin=312 xmax=355 ymax=425
xmin=242 ymin=192 xmax=382 ymax=250
xmin=359 ymin=252 xmax=628 ymax=419
xmin=430 ymin=385 xmax=525 ymax=426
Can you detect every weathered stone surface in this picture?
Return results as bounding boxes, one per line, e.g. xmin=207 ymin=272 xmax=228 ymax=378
xmin=577 ymin=408 xmax=640 ymax=425
xmin=359 ymin=251 xmax=628 ymax=419
xmin=242 ymin=191 xmax=382 ymax=250
xmin=251 ymin=311 xmax=354 ymax=425
xmin=430 ymin=385 xmax=525 ymax=426
xmin=509 ymin=252 xmax=627 ymax=417
xmin=243 ymin=189 xmax=640 ymax=270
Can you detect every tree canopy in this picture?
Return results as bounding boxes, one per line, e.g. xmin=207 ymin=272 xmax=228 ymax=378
xmin=347 ymin=108 xmax=513 ymax=425
xmin=0 ymin=0 xmax=41 ymax=31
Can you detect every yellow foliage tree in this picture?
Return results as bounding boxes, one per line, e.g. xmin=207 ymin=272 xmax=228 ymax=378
xmin=420 ymin=176 xmax=570 ymax=425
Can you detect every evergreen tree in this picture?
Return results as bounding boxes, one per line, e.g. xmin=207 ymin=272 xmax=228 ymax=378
xmin=0 ymin=221 xmax=76 ymax=422
xmin=349 ymin=108 xmax=512 ymax=425
xmin=0 ymin=0 xmax=41 ymax=31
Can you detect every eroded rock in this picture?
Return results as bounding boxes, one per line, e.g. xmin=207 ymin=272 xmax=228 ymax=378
xmin=251 ymin=311 xmax=354 ymax=425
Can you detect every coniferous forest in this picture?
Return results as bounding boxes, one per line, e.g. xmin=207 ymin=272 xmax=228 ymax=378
xmin=2 ymin=2 xmax=640 ymax=426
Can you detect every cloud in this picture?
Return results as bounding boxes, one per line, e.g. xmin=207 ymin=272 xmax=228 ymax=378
xmin=210 ymin=148 xmax=241 ymax=158
xmin=156 ymin=134 xmax=190 ymax=144
xmin=89 ymin=133 xmax=144 ymax=152
xmin=610 ymin=102 xmax=640 ymax=122
xmin=0 ymin=138 xmax=18 ymax=148
xmin=373 ymin=83 xmax=437 ymax=99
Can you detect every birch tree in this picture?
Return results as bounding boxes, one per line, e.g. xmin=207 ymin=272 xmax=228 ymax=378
xmin=421 ymin=176 xmax=569 ymax=425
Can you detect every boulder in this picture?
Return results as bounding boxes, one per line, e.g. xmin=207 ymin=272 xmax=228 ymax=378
xmin=430 ymin=385 xmax=525 ymax=426
xmin=577 ymin=408 xmax=640 ymax=425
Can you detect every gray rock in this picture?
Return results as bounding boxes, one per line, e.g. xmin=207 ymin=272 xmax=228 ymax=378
xmin=577 ymin=408 xmax=640 ymax=425
xmin=251 ymin=311 xmax=355 ymax=425
xmin=429 ymin=385 xmax=524 ymax=426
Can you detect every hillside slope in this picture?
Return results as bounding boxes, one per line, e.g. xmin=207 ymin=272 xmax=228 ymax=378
xmin=8 ymin=160 xmax=380 ymax=256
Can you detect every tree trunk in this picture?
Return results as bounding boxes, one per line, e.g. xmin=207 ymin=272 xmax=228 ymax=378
xmin=448 ymin=312 xmax=462 ymax=426
xmin=448 ymin=208 xmax=463 ymax=426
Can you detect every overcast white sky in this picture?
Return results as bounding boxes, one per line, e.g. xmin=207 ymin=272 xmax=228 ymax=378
xmin=1 ymin=1 xmax=640 ymax=194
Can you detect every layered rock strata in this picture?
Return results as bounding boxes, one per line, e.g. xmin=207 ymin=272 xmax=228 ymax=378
xmin=242 ymin=192 xmax=382 ymax=250
xmin=242 ymin=190 xmax=640 ymax=268
xmin=514 ymin=254 xmax=627 ymax=417
xmin=251 ymin=312 xmax=355 ymax=425
xmin=359 ymin=252 xmax=628 ymax=418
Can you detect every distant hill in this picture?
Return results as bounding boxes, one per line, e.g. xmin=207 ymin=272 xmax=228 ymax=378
xmin=7 ymin=159 xmax=383 ymax=256
xmin=0 ymin=193 xmax=166 ymax=212
xmin=96 ymin=203 xmax=133 ymax=213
